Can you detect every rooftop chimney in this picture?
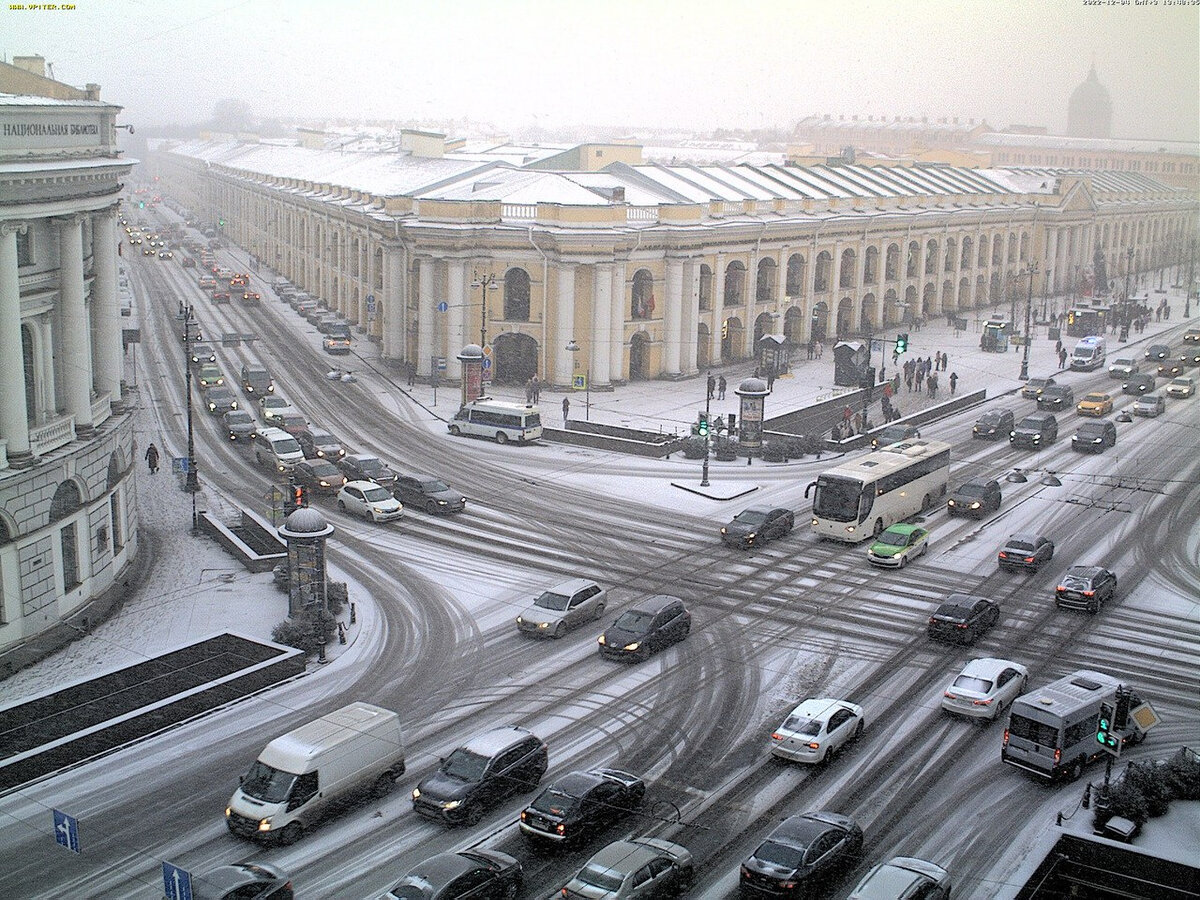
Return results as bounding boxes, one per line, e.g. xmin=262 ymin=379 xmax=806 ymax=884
xmin=12 ymin=55 xmax=46 ymax=77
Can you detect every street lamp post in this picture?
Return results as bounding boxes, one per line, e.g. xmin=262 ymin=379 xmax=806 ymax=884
xmin=182 ymin=304 xmax=201 ymax=529
xmin=1125 ymin=247 xmax=1134 ymax=327
xmin=471 ymin=273 xmax=499 ymax=349
xmin=1019 ymin=262 xmax=1038 ymax=381
xmin=565 ymin=340 xmax=590 ymax=421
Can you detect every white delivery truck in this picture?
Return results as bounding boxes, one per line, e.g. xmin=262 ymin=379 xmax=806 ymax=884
xmin=225 ymin=701 xmax=405 ymax=844
xmin=1070 ymin=335 xmax=1107 ymax=371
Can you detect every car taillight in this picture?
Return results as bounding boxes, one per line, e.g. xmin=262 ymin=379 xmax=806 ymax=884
xmin=1083 ymin=590 xmax=1095 ymax=596
xmin=956 ymin=623 xmax=968 ymax=629
xmin=1054 ymin=748 xmax=1061 ymax=764
xmin=972 ymin=698 xmax=993 ymax=706
xmin=557 ymin=823 xmax=566 ymax=835
xmin=807 ymin=741 xmax=821 ymax=750
xmin=944 ymin=691 xmax=956 ymax=699
xmin=520 ymin=811 xmax=527 ymax=821
xmin=998 ymin=551 xmax=1008 ymax=559
xmin=771 ymin=732 xmax=783 ymax=741
xmin=1024 ymin=556 xmax=1034 ymax=563
xmin=1002 ymin=728 xmax=1009 ymax=746
xmin=929 ymin=616 xmax=937 ymax=624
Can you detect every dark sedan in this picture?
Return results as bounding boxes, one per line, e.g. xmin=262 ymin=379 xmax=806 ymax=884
xmin=297 ymin=428 xmax=346 ymax=461
xmin=870 ymin=423 xmax=920 ymax=450
xmin=292 ymin=459 xmax=347 ymax=495
xmin=1144 ymin=343 xmax=1171 ymax=361
xmin=1157 ymin=359 xmax=1185 ymax=378
xmin=382 ymin=849 xmax=521 ymax=900
xmin=519 ymin=768 xmax=645 ymax=844
xmin=740 ymin=810 xmax=863 ymax=898
xmin=946 ymin=477 xmax=1001 ymax=518
xmin=224 ymin=409 xmax=257 ymax=442
xmin=1180 ymin=348 xmax=1200 ymax=366
xmin=721 ymin=506 xmax=794 ymax=548
xmin=338 ymin=453 xmax=397 ymax=490
xmin=1036 ymin=384 xmax=1074 ymax=411
xmin=599 ymin=596 xmax=691 ymax=661
xmin=927 ymin=594 xmax=1000 ymax=645
xmin=998 ymin=534 xmax=1055 ymax=572
xmin=1123 ymin=373 xmax=1156 ymax=395
xmin=972 ymin=408 xmax=1014 ymax=439
xmin=194 ymin=862 xmax=292 ymax=900
xmin=394 ymin=473 xmax=466 ymax=514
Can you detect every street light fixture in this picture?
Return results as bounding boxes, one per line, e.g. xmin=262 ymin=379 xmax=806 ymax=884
xmin=1019 ymin=262 xmax=1038 ymax=381
xmin=565 ymin=339 xmax=590 ymax=421
xmin=471 ymin=273 xmax=500 ymax=349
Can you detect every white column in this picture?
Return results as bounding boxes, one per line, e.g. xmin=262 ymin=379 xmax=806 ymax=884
xmin=554 ymin=263 xmax=576 ymax=388
xmin=591 ymin=263 xmax=612 ymax=387
xmin=609 ymin=262 xmax=626 ymax=381
xmin=92 ymin=207 xmax=122 ymax=404
xmin=711 ymin=255 xmax=726 ymax=363
xmin=803 ymin=244 xmax=817 ymax=341
xmin=446 ymin=259 xmax=466 ymax=362
xmin=1046 ymin=229 xmax=1059 ymax=293
xmin=57 ymin=215 xmax=94 ymax=431
xmin=381 ymin=245 xmax=402 ymax=360
xmin=0 ymin=223 xmax=31 ymax=460
xmin=663 ymin=257 xmax=683 ymax=377
xmin=681 ymin=260 xmax=700 ymax=376
xmin=417 ymin=257 xmax=434 ymax=377
xmin=1056 ymin=228 xmax=1070 ymax=295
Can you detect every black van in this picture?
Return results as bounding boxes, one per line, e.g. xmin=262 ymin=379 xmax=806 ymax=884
xmin=1010 ymin=412 xmax=1058 ymax=449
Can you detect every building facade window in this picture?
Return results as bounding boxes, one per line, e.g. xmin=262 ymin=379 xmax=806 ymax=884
xmin=110 ymin=492 xmax=123 ymax=552
xmin=61 ymin=522 xmax=80 ymax=590
xmin=698 ymin=264 xmax=713 ymax=310
xmin=17 ymin=228 xmax=34 ymax=267
xmin=503 ymin=268 xmax=531 ymax=321
xmin=631 ymin=269 xmax=655 ymax=319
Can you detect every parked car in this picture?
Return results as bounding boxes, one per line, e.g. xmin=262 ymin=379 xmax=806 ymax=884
xmin=1144 ymin=343 xmax=1171 ymax=361
xmin=1132 ymin=393 xmax=1166 ymax=417
xmin=971 ymin=408 xmax=1014 ymax=439
xmin=870 ymin=423 xmax=920 ymax=450
xmin=338 ymin=453 xmax=397 ymax=490
xmin=927 ymin=594 xmax=1000 ymax=645
xmin=1107 ymin=357 xmax=1139 ymax=378
xmin=1036 ymin=384 xmax=1074 ymax=411
xmin=518 ymin=768 xmax=645 ymax=844
xmin=292 ymin=459 xmax=347 ymax=496
xmin=297 ymin=428 xmax=347 ymax=461
xmin=1009 ymin=412 xmax=1058 ymax=448
xmin=381 ymin=850 xmax=521 ymax=900
xmin=720 ymin=505 xmax=794 ymax=549
xmin=411 ymin=725 xmax=548 ymax=826
xmin=865 ymin=524 xmax=929 ymax=568
xmin=1165 ymin=376 xmax=1195 ymax=398
xmin=1055 ymin=565 xmax=1117 ymax=614
xmin=196 ymin=364 xmax=225 ymax=388
xmin=941 ymin=658 xmax=1029 ymax=722
xmin=223 ymin=409 xmax=257 ymax=442
xmin=561 ymin=838 xmax=694 ymax=900
xmin=1071 ymin=420 xmax=1117 ymax=453
xmin=393 ymin=473 xmax=466 ymax=514
xmin=337 ymin=480 xmax=403 ymax=523
xmin=739 ymin=811 xmax=863 ymax=898
xmin=1076 ymin=392 xmax=1114 ymax=417
xmin=997 ymin=533 xmax=1055 ymax=572
xmin=845 ymin=857 xmax=951 ymax=900
xmin=204 ymin=385 xmax=239 ymax=415
xmin=1020 ymin=376 xmax=1055 ymax=400
xmin=770 ymin=698 xmax=866 ymax=764
xmin=598 ymin=595 xmax=691 ymax=661
xmin=517 ymin=578 xmax=607 ymax=638
xmin=192 ymin=861 xmax=293 ymax=900
xmin=946 ymin=477 xmax=1001 ymax=518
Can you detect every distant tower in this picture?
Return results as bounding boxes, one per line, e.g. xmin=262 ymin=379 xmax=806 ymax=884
xmin=1067 ymin=64 xmax=1112 ymax=138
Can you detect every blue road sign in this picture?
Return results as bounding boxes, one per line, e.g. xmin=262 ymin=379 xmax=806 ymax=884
xmin=52 ymin=810 xmax=80 ymax=853
xmin=366 ymin=293 xmax=377 ymax=313
xmin=481 ymin=358 xmax=492 ymax=371
xmin=436 ymin=301 xmax=449 ymax=313
xmin=172 ymin=457 xmax=189 ymax=474
xmin=162 ymin=861 xmax=193 ymax=900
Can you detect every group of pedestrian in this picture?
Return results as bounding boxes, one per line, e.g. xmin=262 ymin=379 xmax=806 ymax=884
xmin=932 ymin=351 xmax=949 ymax=371
xmin=879 ymin=383 xmax=903 ymax=423
xmin=705 ymin=373 xmax=728 ymax=400
xmin=524 ymin=375 xmax=541 ymax=404
xmin=805 ymin=339 xmax=825 ymax=360
xmin=902 ymin=356 xmax=940 ymax=393
xmin=834 ymin=405 xmax=873 ymax=440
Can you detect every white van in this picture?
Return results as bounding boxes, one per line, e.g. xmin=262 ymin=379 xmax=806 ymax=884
xmin=1070 ymin=335 xmax=1106 ymax=371
xmin=448 ymin=398 xmax=542 ymax=444
xmin=254 ymin=425 xmax=303 ymax=473
xmin=225 ymin=701 xmax=405 ymax=844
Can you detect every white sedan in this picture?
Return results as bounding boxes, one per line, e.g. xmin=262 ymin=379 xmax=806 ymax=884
xmin=941 ymin=657 xmax=1029 ymax=721
xmin=770 ymin=698 xmax=865 ymax=764
xmin=1165 ymin=376 xmax=1195 ymax=399
xmin=337 ymin=480 xmax=403 ymax=523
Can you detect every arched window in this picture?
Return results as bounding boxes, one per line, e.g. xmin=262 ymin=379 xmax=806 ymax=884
xmin=906 ymin=242 xmax=920 ymax=278
xmin=756 ymin=258 xmax=776 ymax=303
xmin=961 ymin=237 xmax=973 ymax=269
xmin=925 ymin=241 xmax=938 ymax=275
xmin=839 ymin=249 xmax=856 ymax=290
xmin=863 ymin=246 xmax=879 ymax=283
xmin=699 ymin=264 xmax=713 ymax=311
xmin=814 ymin=252 xmax=832 ymax=292
xmin=724 ymin=261 xmax=745 ymax=307
xmin=944 ymin=239 xmax=956 ymax=273
xmin=50 ymin=480 xmax=83 ymax=523
xmin=504 ymin=268 xmax=531 ymax=321
xmin=885 ymin=244 xmax=900 ymax=280
xmin=631 ymin=269 xmax=655 ymax=319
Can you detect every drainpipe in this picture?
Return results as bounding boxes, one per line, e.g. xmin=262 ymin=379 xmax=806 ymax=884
xmin=528 ymin=225 xmax=550 ymax=379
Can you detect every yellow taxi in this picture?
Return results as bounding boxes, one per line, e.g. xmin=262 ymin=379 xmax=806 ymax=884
xmin=1076 ymin=392 xmax=1114 ymax=417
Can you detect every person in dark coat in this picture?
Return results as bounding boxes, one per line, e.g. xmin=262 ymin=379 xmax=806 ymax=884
xmin=145 ymin=443 xmax=160 ymax=474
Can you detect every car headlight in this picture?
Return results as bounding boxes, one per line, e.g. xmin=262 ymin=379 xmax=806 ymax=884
xmin=623 ymin=642 xmax=640 ymax=651
xmin=1032 ymin=435 xmax=1041 ymax=442
xmin=536 ymin=622 xmax=550 ymax=629
xmin=318 ymin=481 xmax=330 ymax=487
xmin=437 ymin=499 xmax=447 ymax=505
xmin=231 ymin=401 xmax=238 ymax=409
xmin=208 ymin=402 xmax=216 ymax=410
xmin=258 ymin=819 xmax=272 ymax=832
xmin=1093 ymin=438 xmax=1102 ymax=443
xmin=516 ymin=616 xmax=524 ymax=624
xmin=442 ymin=800 xmax=460 ymax=810
xmin=811 ymin=518 xmax=818 ymax=526
xmin=969 ymin=502 xmax=980 ymax=509
xmin=947 ymin=499 xmax=956 ymax=506
xmin=598 ymin=634 xmax=606 ymax=645
xmin=411 ymin=788 xmax=420 ymax=800
xmin=720 ymin=527 xmax=728 ymax=535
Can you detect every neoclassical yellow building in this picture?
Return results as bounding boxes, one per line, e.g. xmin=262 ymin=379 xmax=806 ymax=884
xmin=156 ymin=136 xmax=1197 ymax=388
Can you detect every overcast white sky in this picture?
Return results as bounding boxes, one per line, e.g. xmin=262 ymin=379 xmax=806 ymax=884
xmin=4 ymin=0 xmax=1198 ymax=141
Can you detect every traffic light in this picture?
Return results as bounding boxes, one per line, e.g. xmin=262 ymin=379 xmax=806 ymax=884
xmin=896 ymin=333 xmax=909 ymax=354
xmin=218 ymin=217 xmax=226 ymax=228
xmin=1096 ymin=701 xmax=1117 ymax=749
xmin=293 ymin=484 xmax=306 ymax=510
xmin=698 ymin=412 xmax=709 ymax=437
xmin=1114 ymin=686 xmax=1131 ymax=730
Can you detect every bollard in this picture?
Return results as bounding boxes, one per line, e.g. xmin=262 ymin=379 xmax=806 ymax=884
xmin=349 ymin=602 xmax=357 ymax=624
xmin=338 ymin=621 xmax=347 ymax=645
xmin=317 ymin=635 xmax=328 ymax=664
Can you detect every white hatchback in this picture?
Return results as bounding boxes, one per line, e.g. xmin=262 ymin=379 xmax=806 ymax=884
xmin=337 ymin=480 xmax=403 ymax=523
xmin=941 ymin=657 xmax=1029 ymax=721
xmin=770 ymin=697 xmax=865 ymax=764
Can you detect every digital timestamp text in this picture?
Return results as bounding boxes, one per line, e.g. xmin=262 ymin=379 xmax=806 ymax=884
xmin=9 ymin=4 xmax=78 ymax=9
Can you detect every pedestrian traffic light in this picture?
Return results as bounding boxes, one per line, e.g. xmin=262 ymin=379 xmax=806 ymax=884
xmin=896 ymin=333 xmax=909 ymax=354
xmin=698 ymin=412 xmax=709 ymax=437
xmin=1096 ymin=701 xmax=1118 ymax=750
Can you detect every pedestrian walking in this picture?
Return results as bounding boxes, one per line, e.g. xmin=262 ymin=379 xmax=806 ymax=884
xmin=853 ymin=411 xmax=864 ymax=434
xmin=718 ymin=375 xmax=727 ymax=399
xmin=525 ymin=378 xmax=534 ymax=404
xmin=949 ymin=372 xmax=958 ymax=395
xmin=905 ymin=371 xmax=914 ymax=392
xmin=928 ymin=372 xmax=938 ymax=399
xmin=1059 ymin=347 xmax=1068 ymax=369
xmin=940 ymin=352 xmax=949 ymax=372
xmin=531 ymin=375 xmax=541 ymax=404
xmin=892 ymin=373 xmax=901 ymax=395
xmin=807 ymin=340 xmax=815 ymax=361
xmin=707 ymin=373 xmax=716 ymax=399
xmin=145 ymin=442 xmax=160 ymax=475
xmin=933 ymin=351 xmax=941 ymax=371
xmin=562 ymin=396 xmax=570 ymax=421
xmin=815 ymin=340 xmax=823 ymax=359
xmin=843 ymin=405 xmax=852 ymax=426
xmin=407 ymin=360 xmax=416 ymax=387
xmin=766 ymin=366 xmax=776 ymax=390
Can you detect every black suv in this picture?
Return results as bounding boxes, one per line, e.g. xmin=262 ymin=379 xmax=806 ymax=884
xmin=1072 ymin=420 xmax=1117 ymax=453
xmin=946 ymin=477 xmax=1002 ymax=518
xmin=972 ymin=408 xmax=1014 ymax=440
xmin=599 ymin=596 xmax=691 ymax=661
xmin=1055 ymin=565 xmax=1117 ymax=613
xmin=412 ymin=726 xmax=548 ymax=826
xmin=338 ymin=453 xmax=397 ymax=490
xmin=870 ymin=423 xmax=920 ymax=450
xmin=1036 ymin=384 xmax=1074 ymax=412
xmin=393 ymin=473 xmax=466 ymax=514
xmin=240 ymin=364 xmax=274 ymax=397
xmin=518 ymin=768 xmax=645 ymax=845
xmin=1122 ymin=372 xmax=1156 ymax=395
xmin=1144 ymin=343 xmax=1171 ymax=361
xmin=1010 ymin=412 xmax=1058 ymax=449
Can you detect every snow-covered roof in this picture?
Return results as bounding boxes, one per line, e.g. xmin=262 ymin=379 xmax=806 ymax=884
xmin=976 ymin=131 xmax=1198 ymax=156
xmin=985 ymin=167 xmax=1178 ymax=195
xmin=0 ymin=93 xmax=118 ymax=109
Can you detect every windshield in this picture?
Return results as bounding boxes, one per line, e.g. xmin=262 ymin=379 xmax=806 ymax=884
xmin=1060 ymin=575 xmax=1091 ymax=590
xmin=362 ymin=486 xmax=391 ymax=503
xmin=1006 ymin=540 xmax=1035 ymax=552
xmin=577 ymin=865 xmax=626 ymax=892
xmin=755 ymin=840 xmax=806 ymax=870
xmin=955 ymin=483 xmax=988 ymax=498
xmin=441 ymin=748 xmax=489 ymax=782
xmin=531 ymin=788 xmax=579 ymax=817
xmin=781 ymin=715 xmax=821 ymax=736
xmin=534 ymin=591 xmax=570 ymax=612
xmin=240 ymin=760 xmax=297 ymax=803
xmin=273 ymin=438 xmax=300 ymax=454
xmin=387 ymin=880 xmax=432 ymax=900
xmin=1083 ymin=394 xmax=1107 ymax=403
xmin=812 ymin=475 xmax=863 ymax=523
xmin=310 ymin=463 xmax=339 ymax=477
xmin=421 ymin=480 xmax=450 ymax=492
xmin=952 ymin=675 xmax=993 ymax=693
xmin=979 ymin=412 xmax=1002 ymax=425
xmin=360 ymin=459 xmax=385 ymax=475
xmin=614 ymin=610 xmax=655 ymax=632
xmin=228 ymin=412 xmax=252 ymax=423
xmin=734 ymin=510 xmax=769 ymax=526
xmin=877 ymin=527 xmax=909 ymax=545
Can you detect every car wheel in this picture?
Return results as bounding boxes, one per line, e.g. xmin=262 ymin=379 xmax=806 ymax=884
xmin=873 ymin=518 xmax=884 ymax=538
xmin=1088 ymin=598 xmax=1101 ymax=615
xmin=898 ymin=553 xmax=907 ymax=568
xmin=373 ymin=772 xmax=395 ymax=797
xmin=278 ymin=822 xmax=303 ymax=845
xmin=502 ymin=879 xmax=519 ymax=900
xmin=463 ymin=803 xmax=484 ymax=826
xmin=552 ymin=622 xmax=565 ymax=639
xmin=449 ymin=425 xmax=461 ymax=436
xmin=337 ymin=500 xmax=346 ymax=511
xmin=425 ymin=500 xmax=438 ymax=514
xmin=495 ymin=431 xmax=509 ymax=445
xmin=922 ymin=493 xmax=932 ymax=511
xmin=853 ymin=719 xmax=864 ymax=740
xmin=1067 ymin=758 xmax=1086 ymax=782
xmin=594 ymin=603 xmax=606 ymax=620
